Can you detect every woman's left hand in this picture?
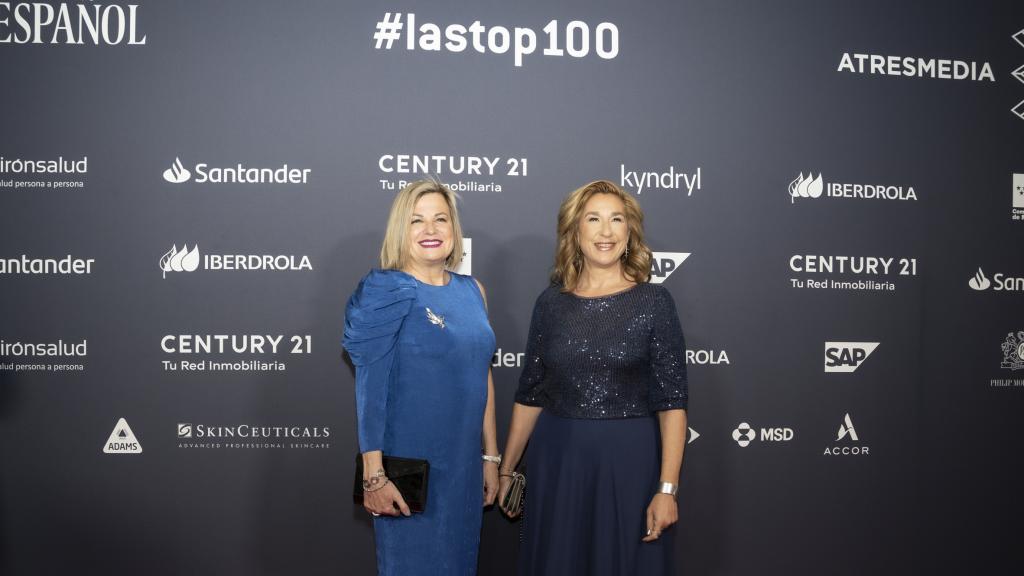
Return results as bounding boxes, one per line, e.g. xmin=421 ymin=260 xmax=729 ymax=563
xmin=483 ymin=461 xmax=499 ymax=506
xmin=642 ymin=493 xmax=678 ymax=542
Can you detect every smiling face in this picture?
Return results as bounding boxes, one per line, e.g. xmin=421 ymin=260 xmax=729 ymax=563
xmin=406 ymin=192 xmax=454 ymax=269
xmin=577 ymin=192 xmax=628 ymax=271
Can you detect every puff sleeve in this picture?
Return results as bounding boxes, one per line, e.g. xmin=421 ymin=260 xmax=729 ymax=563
xmin=342 ymin=269 xmax=417 ymax=453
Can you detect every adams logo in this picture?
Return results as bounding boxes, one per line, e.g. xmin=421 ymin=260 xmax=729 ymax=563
xmin=103 ymin=418 xmax=142 ymax=454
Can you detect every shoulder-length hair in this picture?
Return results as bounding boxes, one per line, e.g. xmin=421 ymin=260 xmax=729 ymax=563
xmin=379 ymin=179 xmax=465 ymax=271
xmin=551 ymin=180 xmax=652 ymax=292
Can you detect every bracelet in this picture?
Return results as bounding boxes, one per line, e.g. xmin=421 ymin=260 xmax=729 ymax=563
xmin=481 ymin=453 xmax=502 ymax=465
xmin=657 ymin=482 xmax=678 ymax=497
xmin=499 ymin=473 xmax=515 ymax=478
xmin=364 ymin=478 xmax=390 ymax=493
xmin=362 ymin=468 xmax=386 ymax=490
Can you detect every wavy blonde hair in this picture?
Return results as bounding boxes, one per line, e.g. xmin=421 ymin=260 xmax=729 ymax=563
xmin=551 ymin=180 xmax=652 ymax=292
xmin=379 ymin=179 xmax=464 ymax=271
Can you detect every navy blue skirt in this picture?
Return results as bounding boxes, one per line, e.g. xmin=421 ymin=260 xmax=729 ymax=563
xmin=518 ymin=412 xmax=675 ymax=576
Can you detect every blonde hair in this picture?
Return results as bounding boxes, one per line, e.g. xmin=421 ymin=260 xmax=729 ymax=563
xmin=379 ymin=179 xmax=465 ymax=271
xmin=551 ymin=180 xmax=652 ymax=292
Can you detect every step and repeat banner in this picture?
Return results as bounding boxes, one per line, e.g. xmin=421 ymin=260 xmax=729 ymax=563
xmin=2 ymin=1 xmax=1022 ymax=574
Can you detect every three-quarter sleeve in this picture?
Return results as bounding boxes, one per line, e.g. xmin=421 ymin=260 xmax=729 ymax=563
xmin=514 ymin=289 xmax=551 ymax=407
xmin=648 ymin=287 xmax=689 ymax=411
xmin=342 ymin=270 xmax=417 ymax=453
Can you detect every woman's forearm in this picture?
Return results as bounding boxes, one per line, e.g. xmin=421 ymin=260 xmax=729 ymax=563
xmin=500 ymin=402 xmax=543 ymax=473
xmin=657 ymin=409 xmax=687 ymax=485
xmin=482 ymin=370 xmax=499 ymax=455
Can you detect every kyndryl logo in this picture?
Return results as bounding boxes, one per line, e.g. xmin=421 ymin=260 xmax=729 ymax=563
xmin=160 ymin=245 xmax=200 ymax=278
xmin=789 ymin=172 xmax=917 ymax=203
xmin=824 ymin=342 xmax=879 ymax=373
xmin=824 ymin=413 xmax=869 ymax=456
xmin=103 ymin=418 xmax=142 ymax=454
xmin=732 ymin=423 xmax=756 ymax=447
xmin=1002 ymin=332 xmax=1024 ymax=371
xmin=163 ymin=157 xmax=191 ymax=183
xmin=650 ymin=252 xmax=689 ymax=284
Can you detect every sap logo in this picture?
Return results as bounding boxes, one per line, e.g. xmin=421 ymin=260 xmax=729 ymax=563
xmin=824 ymin=342 xmax=879 ymax=373
xmin=650 ymin=252 xmax=690 ymax=284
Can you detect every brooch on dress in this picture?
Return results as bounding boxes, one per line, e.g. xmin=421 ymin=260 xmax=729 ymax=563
xmin=425 ymin=307 xmax=446 ymax=329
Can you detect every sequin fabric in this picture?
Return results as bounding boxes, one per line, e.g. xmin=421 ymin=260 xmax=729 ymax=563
xmin=515 ymin=283 xmax=688 ymax=418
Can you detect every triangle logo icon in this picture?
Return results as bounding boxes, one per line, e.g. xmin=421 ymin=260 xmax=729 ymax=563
xmin=103 ymin=418 xmax=142 ymax=454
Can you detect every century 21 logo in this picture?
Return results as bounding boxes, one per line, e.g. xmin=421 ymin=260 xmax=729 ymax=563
xmin=824 ymin=342 xmax=879 ymax=373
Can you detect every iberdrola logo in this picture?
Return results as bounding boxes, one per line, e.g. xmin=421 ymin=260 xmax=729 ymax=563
xmin=160 ymin=244 xmax=200 ymax=278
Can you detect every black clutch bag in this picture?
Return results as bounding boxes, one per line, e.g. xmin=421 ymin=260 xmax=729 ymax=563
xmin=353 ymin=454 xmax=430 ymax=513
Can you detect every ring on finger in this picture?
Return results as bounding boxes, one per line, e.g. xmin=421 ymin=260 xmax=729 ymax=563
xmin=371 ymin=512 xmax=380 ymax=517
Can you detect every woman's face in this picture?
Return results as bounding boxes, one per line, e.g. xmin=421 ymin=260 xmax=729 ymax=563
xmin=406 ymin=192 xmax=454 ymax=269
xmin=577 ymin=193 xmax=628 ymax=271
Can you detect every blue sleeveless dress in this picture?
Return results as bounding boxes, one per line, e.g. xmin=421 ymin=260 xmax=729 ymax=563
xmin=344 ymin=269 xmax=496 ymax=576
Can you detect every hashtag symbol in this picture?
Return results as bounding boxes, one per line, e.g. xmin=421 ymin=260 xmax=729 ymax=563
xmin=374 ymin=13 xmax=403 ymax=50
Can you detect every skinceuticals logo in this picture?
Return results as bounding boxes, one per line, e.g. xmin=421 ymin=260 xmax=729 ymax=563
xmin=969 ymin=268 xmax=991 ymax=290
xmin=650 ymin=252 xmax=690 ymax=284
xmin=163 ymin=157 xmax=191 ymax=183
xmin=160 ymin=245 xmax=201 ymax=278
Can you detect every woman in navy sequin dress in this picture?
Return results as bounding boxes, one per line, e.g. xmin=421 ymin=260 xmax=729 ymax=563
xmin=498 ymin=180 xmax=689 ymax=575
xmin=344 ymin=180 xmax=499 ymax=575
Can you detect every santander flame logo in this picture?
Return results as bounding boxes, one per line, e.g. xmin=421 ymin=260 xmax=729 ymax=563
xmin=163 ymin=157 xmax=191 ymax=183
xmin=968 ymin=268 xmax=991 ymax=291
xmin=788 ymin=172 xmax=823 ymax=203
xmin=160 ymin=244 xmax=200 ymax=279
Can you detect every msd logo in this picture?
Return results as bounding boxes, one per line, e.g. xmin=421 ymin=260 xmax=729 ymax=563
xmin=650 ymin=252 xmax=689 ymax=284
xmin=824 ymin=342 xmax=879 ymax=373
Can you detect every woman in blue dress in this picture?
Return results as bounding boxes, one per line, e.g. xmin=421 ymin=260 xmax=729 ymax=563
xmin=498 ymin=180 xmax=689 ymax=575
xmin=343 ymin=179 xmax=500 ymax=575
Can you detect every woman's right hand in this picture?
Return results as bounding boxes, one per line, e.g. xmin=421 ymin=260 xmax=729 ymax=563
xmin=364 ymin=480 xmax=411 ymax=517
xmin=497 ymin=474 xmax=520 ymax=518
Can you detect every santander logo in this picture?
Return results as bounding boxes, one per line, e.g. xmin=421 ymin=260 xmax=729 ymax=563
xmin=163 ymin=157 xmax=191 ymax=183
xmin=969 ymin=268 xmax=991 ymax=291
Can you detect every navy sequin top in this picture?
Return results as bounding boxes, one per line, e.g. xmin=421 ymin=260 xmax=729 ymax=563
xmin=514 ymin=283 xmax=689 ymax=418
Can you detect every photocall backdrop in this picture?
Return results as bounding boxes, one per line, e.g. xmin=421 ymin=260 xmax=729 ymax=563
xmin=1 ymin=1 xmax=1023 ymax=574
